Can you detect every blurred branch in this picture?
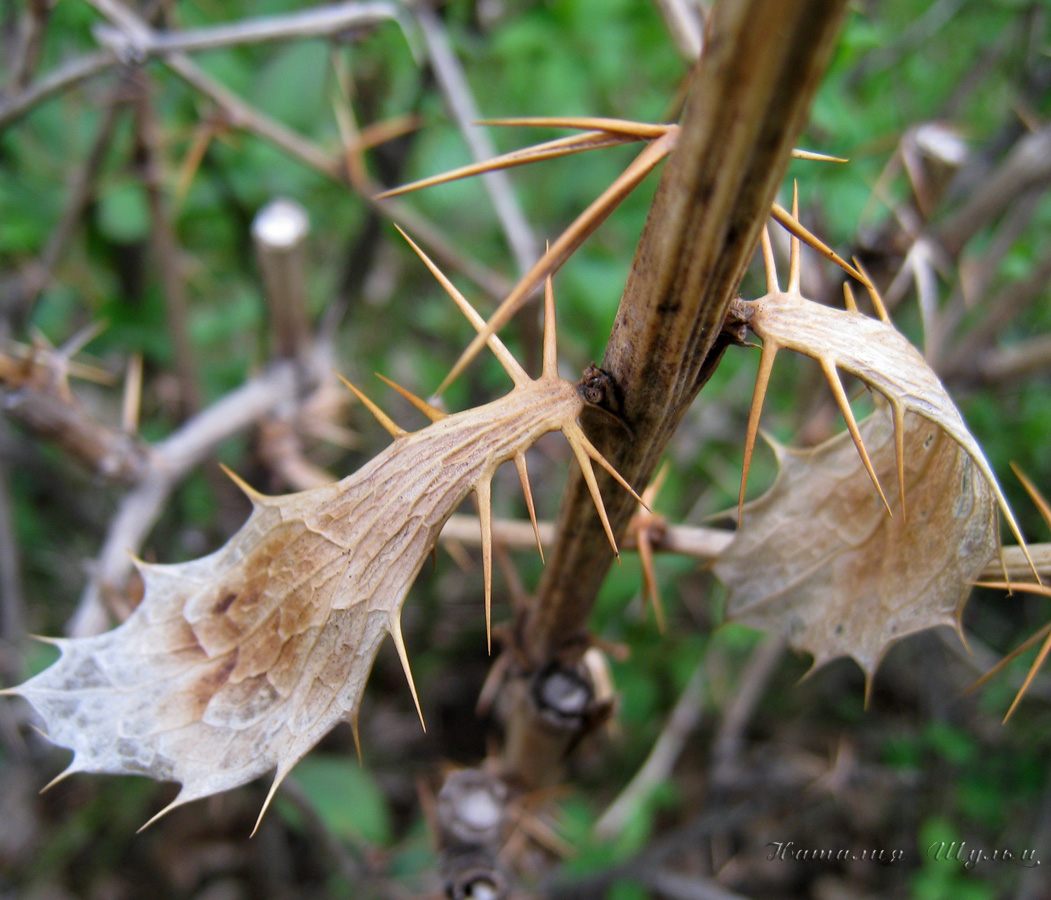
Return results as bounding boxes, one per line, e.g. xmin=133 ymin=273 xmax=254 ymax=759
xmin=2 ymin=382 xmax=148 ymax=483
xmin=4 ymin=0 xmax=52 ymax=95
xmin=940 ymin=247 xmax=1051 ymax=383
xmin=1 ymin=0 xmax=511 ymax=302
xmin=132 ymin=68 xmax=202 ymax=417
xmin=13 ymin=82 xmax=127 ymax=322
xmin=594 ymin=659 xmax=707 ymax=840
xmin=0 ymin=50 xmax=113 ymax=130
xmin=95 ymin=0 xmax=510 ymax=301
xmin=92 ymin=1 xmax=405 ymax=58
xmin=546 ymin=801 xmax=767 ymax=900
xmin=253 ymin=198 xmax=313 ymax=362
xmin=858 ymin=0 xmax=968 ymax=76
xmin=937 ymin=123 xmax=1051 ymax=256
xmin=413 ymin=6 xmax=539 ymax=276
xmin=439 ymin=512 xmax=734 ymax=560
xmin=1 ymin=341 xmax=149 ymax=483
xmin=441 ymin=513 xmax=1051 ymax=582
xmin=710 ymin=635 xmax=786 ymax=789
xmin=975 ymin=332 xmax=1051 ymax=385
xmin=652 ymin=0 xmax=706 ymax=62
xmin=0 ymin=423 xmax=26 ymax=654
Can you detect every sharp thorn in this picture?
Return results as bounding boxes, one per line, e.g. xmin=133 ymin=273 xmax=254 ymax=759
xmin=252 ymin=767 xmax=289 ymax=837
xmin=791 ymin=148 xmax=848 ymax=163
xmin=637 ymin=531 xmax=665 ymax=633
xmin=375 ymin=130 xmax=631 ymax=198
xmin=437 ymin=131 xmax=675 ymax=395
xmin=788 ymin=181 xmax=801 ymax=293
xmin=219 ymin=463 xmax=271 ymax=506
xmin=41 ymin=763 xmax=78 ymax=794
xmin=739 ymin=340 xmax=778 ymax=521
xmin=542 ymin=271 xmax=558 ymax=380
xmin=350 ymin=715 xmax=363 ymax=765
xmin=121 ymin=351 xmax=143 ymax=434
xmin=336 ymin=374 xmax=406 ymax=438
xmin=842 ymin=282 xmax=859 ymax=313
xmin=376 ymin=373 xmax=446 ymax=421
xmin=477 ymin=116 xmax=673 ymax=140
xmin=139 ymin=792 xmax=189 ymax=833
xmin=394 ymin=225 xmax=528 ymax=388
xmin=390 ymin=615 xmax=426 ymax=731
xmin=514 ymin=452 xmax=544 ymax=562
xmin=851 ymin=257 xmax=890 ymax=323
xmin=564 ymin=423 xmax=621 ymax=557
xmin=820 ymin=358 xmax=891 ymax=516
xmin=1005 ymin=625 xmax=1051 ymax=722
xmin=891 ymin=400 xmax=907 ymax=520
xmin=476 ymin=480 xmax=494 ymax=654
xmin=575 ymin=428 xmax=646 ymax=508
xmin=761 ymin=226 xmax=779 ymax=294
xmin=1012 ymin=462 xmax=1051 ymax=532
xmin=770 ymin=203 xmax=865 ymax=283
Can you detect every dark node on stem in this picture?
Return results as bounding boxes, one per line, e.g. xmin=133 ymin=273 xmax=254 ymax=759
xmin=532 ymin=660 xmax=594 ymax=729
xmin=437 ymin=769 xmax=508 ymax=849
xmin=722 ymin=298 xmax=752 ymax=345
xmin=437 ymin=770 xmax=509 ymax=900
xmin=577 ymin=363 xmax=632 ymax=436
xmin=442 ymin=854 xmax=508 ymax=900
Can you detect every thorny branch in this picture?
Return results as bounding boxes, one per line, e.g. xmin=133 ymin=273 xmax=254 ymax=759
xmin=4 ymin=3 xmax=1050 ymax=898
xmin=0 ymin=1 xmax=404 ymax=130
xmin=501 ymin=0 xmax=850 ymax=791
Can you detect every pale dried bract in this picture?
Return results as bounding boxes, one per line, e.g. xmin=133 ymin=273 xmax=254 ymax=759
xmin=715 ymin=406 xmax=997 ymax=684
xmin=6 ymin=237 xmax=640 ymax=829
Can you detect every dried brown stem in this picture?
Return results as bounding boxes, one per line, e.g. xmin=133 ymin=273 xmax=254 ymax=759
xmin=0 ymin=51 xmax=113 ymax=130
xmin=503 ymin=0 xmax=848 ymax=790
xmin=14 ymin=83 xmax=127 ymax=321
xmin=132 ymin=69 xmax=202 ymax=417
xmin=438 ymin=514 xmax=1050 ymax=583
xmin=523 ymin=0 xmax=848 ymax=661
xmin=936 ymin=123 xmax=1051 ymax=256
xmin=5 ymin=0 xmax=52 ymax=96
xmin=0 ymin=423 xmax=27 ymax=652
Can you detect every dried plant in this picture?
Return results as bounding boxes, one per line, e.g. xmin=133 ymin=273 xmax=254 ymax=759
xmin=4 ymin=233 xmax=642 ymax=831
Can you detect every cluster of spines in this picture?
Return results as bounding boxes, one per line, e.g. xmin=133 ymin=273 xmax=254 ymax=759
xmin=338 ymin=228 xmax=643 ymax=721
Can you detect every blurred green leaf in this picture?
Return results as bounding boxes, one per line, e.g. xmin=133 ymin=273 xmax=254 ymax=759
xmin=288 ymin=754 xmax=392 ymax=845
xmin=96 ymin=181 xmax=151 ymax=244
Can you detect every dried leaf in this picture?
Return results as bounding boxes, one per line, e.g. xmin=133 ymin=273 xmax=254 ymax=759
xmin=715 ymin=405 xmax=997 ymax=683
xmin=5 ymin=243 xmax=641 ymax=829
xmin=732 ymin=221 xmax=1035 ymax=580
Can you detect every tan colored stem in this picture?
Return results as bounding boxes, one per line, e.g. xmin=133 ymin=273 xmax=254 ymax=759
xmin=524 ymin=0 xmax=849 ymax=662
xmin=504 ymin=0 xmax=849 ymax=788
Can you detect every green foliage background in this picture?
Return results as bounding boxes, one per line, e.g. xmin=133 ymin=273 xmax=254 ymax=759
xmin=1 ymin=1 xmax=1050 ymax=898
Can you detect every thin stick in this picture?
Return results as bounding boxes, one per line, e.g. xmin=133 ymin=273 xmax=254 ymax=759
xmin=594 ymin=660 xmax=706 ymax=839
xmin=413 ymin=5 xmax=539 ymax=277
